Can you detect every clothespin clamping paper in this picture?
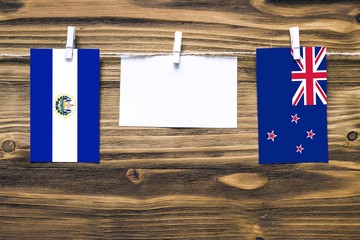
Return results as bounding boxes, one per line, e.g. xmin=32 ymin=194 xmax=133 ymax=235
xmin=290 ymin=27 xmax=300 ymax=60
xmin=173 ymin=31 xmax=182 ymax=64
xmin=65 ymin=26 xmax=76 ymax=59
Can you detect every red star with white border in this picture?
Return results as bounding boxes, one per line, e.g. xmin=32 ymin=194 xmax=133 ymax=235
xmin=267 ymin=130 xmax=277 ymax=142
xmin=291 ymin=113 xmax=300 ymax=124
xmin=306 ymin=129 xmax=315 ymax=140
xmin=296 ymin=144 xmax=304 ymax=154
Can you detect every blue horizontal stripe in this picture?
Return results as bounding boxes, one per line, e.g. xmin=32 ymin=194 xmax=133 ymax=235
xmin=77 ymin=49 xmax=100 ymax=163
xmin=30 ymin=49 xmax=53 ymax=162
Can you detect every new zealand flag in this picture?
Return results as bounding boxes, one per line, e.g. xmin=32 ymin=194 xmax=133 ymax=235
xmin=256 ymin=47 xmax=328 ymax=164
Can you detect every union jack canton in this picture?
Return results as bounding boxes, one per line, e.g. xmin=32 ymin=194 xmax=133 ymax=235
xmin=291 ymin=47 xmax=327 ymax=106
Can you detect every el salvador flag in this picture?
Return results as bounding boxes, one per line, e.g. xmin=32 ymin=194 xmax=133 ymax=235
xmin=256 ymin=47 xmax=328 ymax=164
xmin=30 ymin=49 xmax=100 ymax=163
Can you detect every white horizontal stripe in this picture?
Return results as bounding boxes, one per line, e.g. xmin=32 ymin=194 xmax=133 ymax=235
xmin=52 ymin=49 xmax=78 ymax=162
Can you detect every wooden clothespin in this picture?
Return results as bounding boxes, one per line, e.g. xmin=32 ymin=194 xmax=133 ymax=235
xmin=173 ymin=31 xmax=182 ymax=64
xmin=290 ymin=27 xmax=300 ymax=60
xmin=65 ymin=26 xmax=76 ymax=59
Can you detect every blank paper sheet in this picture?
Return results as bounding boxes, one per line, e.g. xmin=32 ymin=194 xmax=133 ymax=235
xmin=119 ymin=55 xmax=237 ymax=128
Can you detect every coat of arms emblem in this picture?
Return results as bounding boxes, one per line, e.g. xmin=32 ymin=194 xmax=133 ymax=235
xmin=55 ymin=94 xmax=76 ymax=117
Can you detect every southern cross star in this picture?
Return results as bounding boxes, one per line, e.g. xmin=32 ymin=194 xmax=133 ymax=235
xmin=267 ymin=130 xmax=277 ymax=142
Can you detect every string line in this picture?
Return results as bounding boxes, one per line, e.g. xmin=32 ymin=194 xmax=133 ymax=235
xmin=0 ymin=51 xmax=359 ymax=58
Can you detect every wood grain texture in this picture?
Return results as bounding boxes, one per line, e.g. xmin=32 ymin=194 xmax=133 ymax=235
xmin=0 ymin=0 xmax=359 ymax=239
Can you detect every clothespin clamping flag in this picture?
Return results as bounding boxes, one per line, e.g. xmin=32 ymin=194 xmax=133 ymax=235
xmin=256 ymin=29 xmax=328 ymax=164
xmin=290 ymin=27 xmax=301 ymax=60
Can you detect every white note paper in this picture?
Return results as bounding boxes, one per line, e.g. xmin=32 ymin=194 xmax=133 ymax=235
xmin=119 ymin=55 xmax=237 ymax=128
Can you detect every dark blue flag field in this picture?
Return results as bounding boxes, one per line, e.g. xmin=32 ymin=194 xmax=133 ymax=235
xmin=256 ymin=47 xmax=328 ymax=164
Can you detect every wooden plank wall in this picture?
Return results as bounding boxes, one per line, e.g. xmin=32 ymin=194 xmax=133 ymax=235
xmin=0 ymin=0 xmax=359 ymax=239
